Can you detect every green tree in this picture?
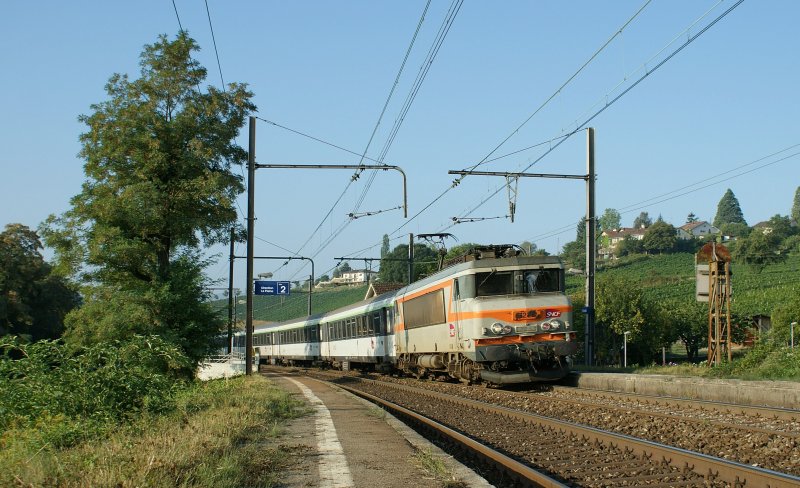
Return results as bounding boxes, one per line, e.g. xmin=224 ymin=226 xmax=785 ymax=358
xmin=378 ymin=244 xmax=438 ymax=283
xmin=594 ymin=275 xmax=647 ymax=365
xmin=686 ymin=212 xmax=698 ymax=223
xmin=719 ymin=222 xmax=750 ymax=239
xmin=599 ymin=208 xmax=621 ymax=233
xmin=616 ymin=235 xmax=644 ymax=257
xmin=42 ymin=33 xmax=255 ymax=365
xmin=655 ymin=298 xmax=706 ymax=362
xmin=443 ymin=243 xmax=482 ymax=261
xmin=642 ymin=220 xmax=677 ymax=254
xmin=632 ymin=212 xmax=652 ymax=229
xmin=765 ymin=214 xmax=796 ymax=240
xmin=713 ymin=189 xmax=747 ymax=228
xmin=380 ymin=234 xmax=390 ymax=258
xmin=792 ymin=187 xmax=800 ymax=224
xmin=0 ymin=224 xmax=79 ymax=341
xmin=733 ymin=229 xmax=785 ymax=272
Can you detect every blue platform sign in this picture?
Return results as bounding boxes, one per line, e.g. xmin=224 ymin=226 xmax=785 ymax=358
xmin=254 ymin=280 xmax=291 ymax=296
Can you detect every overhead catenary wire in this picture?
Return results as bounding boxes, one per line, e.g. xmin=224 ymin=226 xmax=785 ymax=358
xmin=444 ymin=0 xmax=746 ymax=232
xmin=315 ymin=0 xmax=744 ymax=272
xmin=385 ymin=0 xmax=653 ymax=239
xmin=171 ymin=0 xmax=184 ymax=32
xmin=521 ymin=143 xmax=799 ymax=248
xmin=459 ymin=0 xmax=653 ymax=178
xmin=351 ymin=0 xmax=432 ymax=184
xmin=204 ymin=0 xmax=225 ymax=89
xmin=281 ymin=1 xmax=463 ymax=279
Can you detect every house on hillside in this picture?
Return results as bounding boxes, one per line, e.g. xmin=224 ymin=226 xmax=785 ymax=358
xmin=677 ymin=221 xmax=719 ymax=239
xmin=341 ymin=269 xmax=377 ymax=284
xmin=752 ymin=221 xmax=773 ymax=234
xmin=316 ymin=269 xmax=378 ymax=288
xmin=599 ymin=227 xmax=646 ymax=259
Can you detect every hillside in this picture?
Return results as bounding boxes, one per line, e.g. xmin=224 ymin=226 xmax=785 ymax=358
xmin=215 ymin=254 xmax=799 ymax=327
xmin=214 ymin=285 xmax=370 ymax=325
xmin=568 ymin=253 xmax=800 ymax=318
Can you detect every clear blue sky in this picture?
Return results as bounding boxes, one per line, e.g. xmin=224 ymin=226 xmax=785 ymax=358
xmin=1 ymin=1 xmax=798 ymax=292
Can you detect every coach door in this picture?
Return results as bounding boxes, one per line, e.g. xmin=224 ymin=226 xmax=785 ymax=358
xmin=450 ymin=279 xmax=463 ymax=343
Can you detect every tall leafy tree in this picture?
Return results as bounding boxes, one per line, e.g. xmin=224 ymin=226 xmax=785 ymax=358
xmin=733 ymin=229 xmax=785 ymax=272
xmin=642 ymin=220 xmax=677 ymax=254
xmin=0 ymin=224 xmax=79 ymax=340
xmin=686 ymin=212 xmax=699 ymax=223
xmin=632 ymin=211 xmax=652 ymax=229
xmin=42 ymin=33 xmax=255 ymax=364
xmin=378 ymin=244 xmax=438 ymax=283
xmin=598 ymin=208 xmax=621 ymax=232
xmin=713 ymin=188 xmax=747 ymax=228
xmin=380 ymin=234 xmax=390 ymax=258
xmin=793 ymin=187 xmax=800 ymax=223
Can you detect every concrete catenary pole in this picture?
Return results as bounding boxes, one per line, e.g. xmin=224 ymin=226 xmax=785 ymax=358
xmin=245 ymin=116 xmax=255 ymax=375
xmin=408 ymin=233 xmax=414 ymax=285
xmin=585 ymin=128 xmax=596 ymax=366
xmin=227 ymin=227 xmax=235 ymax=354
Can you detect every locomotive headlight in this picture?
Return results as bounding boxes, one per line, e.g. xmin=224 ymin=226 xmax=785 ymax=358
xmin=549 ymin=319 xmax=563 ymax=330
xmin=540 ymin=321 xmax=551 ymax=331
xmin=490 ymin=322 xmax=505 ymax=334
xmin=501 ymin=324 xmax=513 ymax=335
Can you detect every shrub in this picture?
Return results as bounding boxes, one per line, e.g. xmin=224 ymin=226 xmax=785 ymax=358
xmin=0 ymin=335 xmax=191 ymax=446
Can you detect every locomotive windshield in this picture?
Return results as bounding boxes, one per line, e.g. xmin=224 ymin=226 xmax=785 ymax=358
xmin=474 ymin=268 xmax=561 ymax=297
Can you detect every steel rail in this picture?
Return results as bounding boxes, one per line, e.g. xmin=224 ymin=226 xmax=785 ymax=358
xmin=333 ymin=382 xmax=570 ymax=488
xmin=551 ymin=384 xmax=800 ymax=422
xmin=330 ymin=375 xmax=800 ymax=488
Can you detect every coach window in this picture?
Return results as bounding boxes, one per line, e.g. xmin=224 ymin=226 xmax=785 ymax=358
xmin=357 ymin=316 xmax=365 ymax=336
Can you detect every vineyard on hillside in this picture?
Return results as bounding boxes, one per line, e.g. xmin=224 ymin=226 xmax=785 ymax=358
xmin=215 ymin=254 xmax=798 ymax=327
xmin=567 ymin=253 xmax=800 ymax=319
xmin=213 ymin=285 xmax=371 ymax=325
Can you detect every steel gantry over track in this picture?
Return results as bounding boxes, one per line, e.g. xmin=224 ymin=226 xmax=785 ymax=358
xmin=448 ymin=128 xmax=597 ymax=365
xmin=244 ymin=116 xmax=408 ymax=374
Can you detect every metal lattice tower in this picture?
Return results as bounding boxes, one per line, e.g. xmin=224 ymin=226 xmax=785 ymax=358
xmin=696 ymin=242 xmax=732 ymax=366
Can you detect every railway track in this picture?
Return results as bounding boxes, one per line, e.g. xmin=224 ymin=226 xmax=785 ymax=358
xmin=286 ymin=369 xmax=800 ymax=487
xmin=543 ymin=385 xmax=800 ymax=427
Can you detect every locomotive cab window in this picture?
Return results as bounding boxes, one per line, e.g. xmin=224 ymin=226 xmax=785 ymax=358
xmin=520 ymin=268 xmax=561 ymax=293
xmin=476 ymin=270 xmax=514 ymax=296
xmin=474 ymin=268 xmax=562 ymax=297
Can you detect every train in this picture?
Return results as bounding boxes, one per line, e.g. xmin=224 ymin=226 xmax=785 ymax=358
xmin=234 ymin=244 xmax=578 ymax=385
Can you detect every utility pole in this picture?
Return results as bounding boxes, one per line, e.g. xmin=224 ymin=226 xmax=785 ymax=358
xmin=227 ymin=227 xmax=235 ymax=354
xmin=245 ymin=116 xmax=255 ymax=375
xmin=585 ymin=128 xmax=596 ymax=366
xmin=408 ymin=233 xmax=414 ymax=284
xmin=244 ymin=117 xmax=409 ymax=374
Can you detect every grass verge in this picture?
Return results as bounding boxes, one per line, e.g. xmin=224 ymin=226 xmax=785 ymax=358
xmin=1 ymin=375 xmax=308 ymax=487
